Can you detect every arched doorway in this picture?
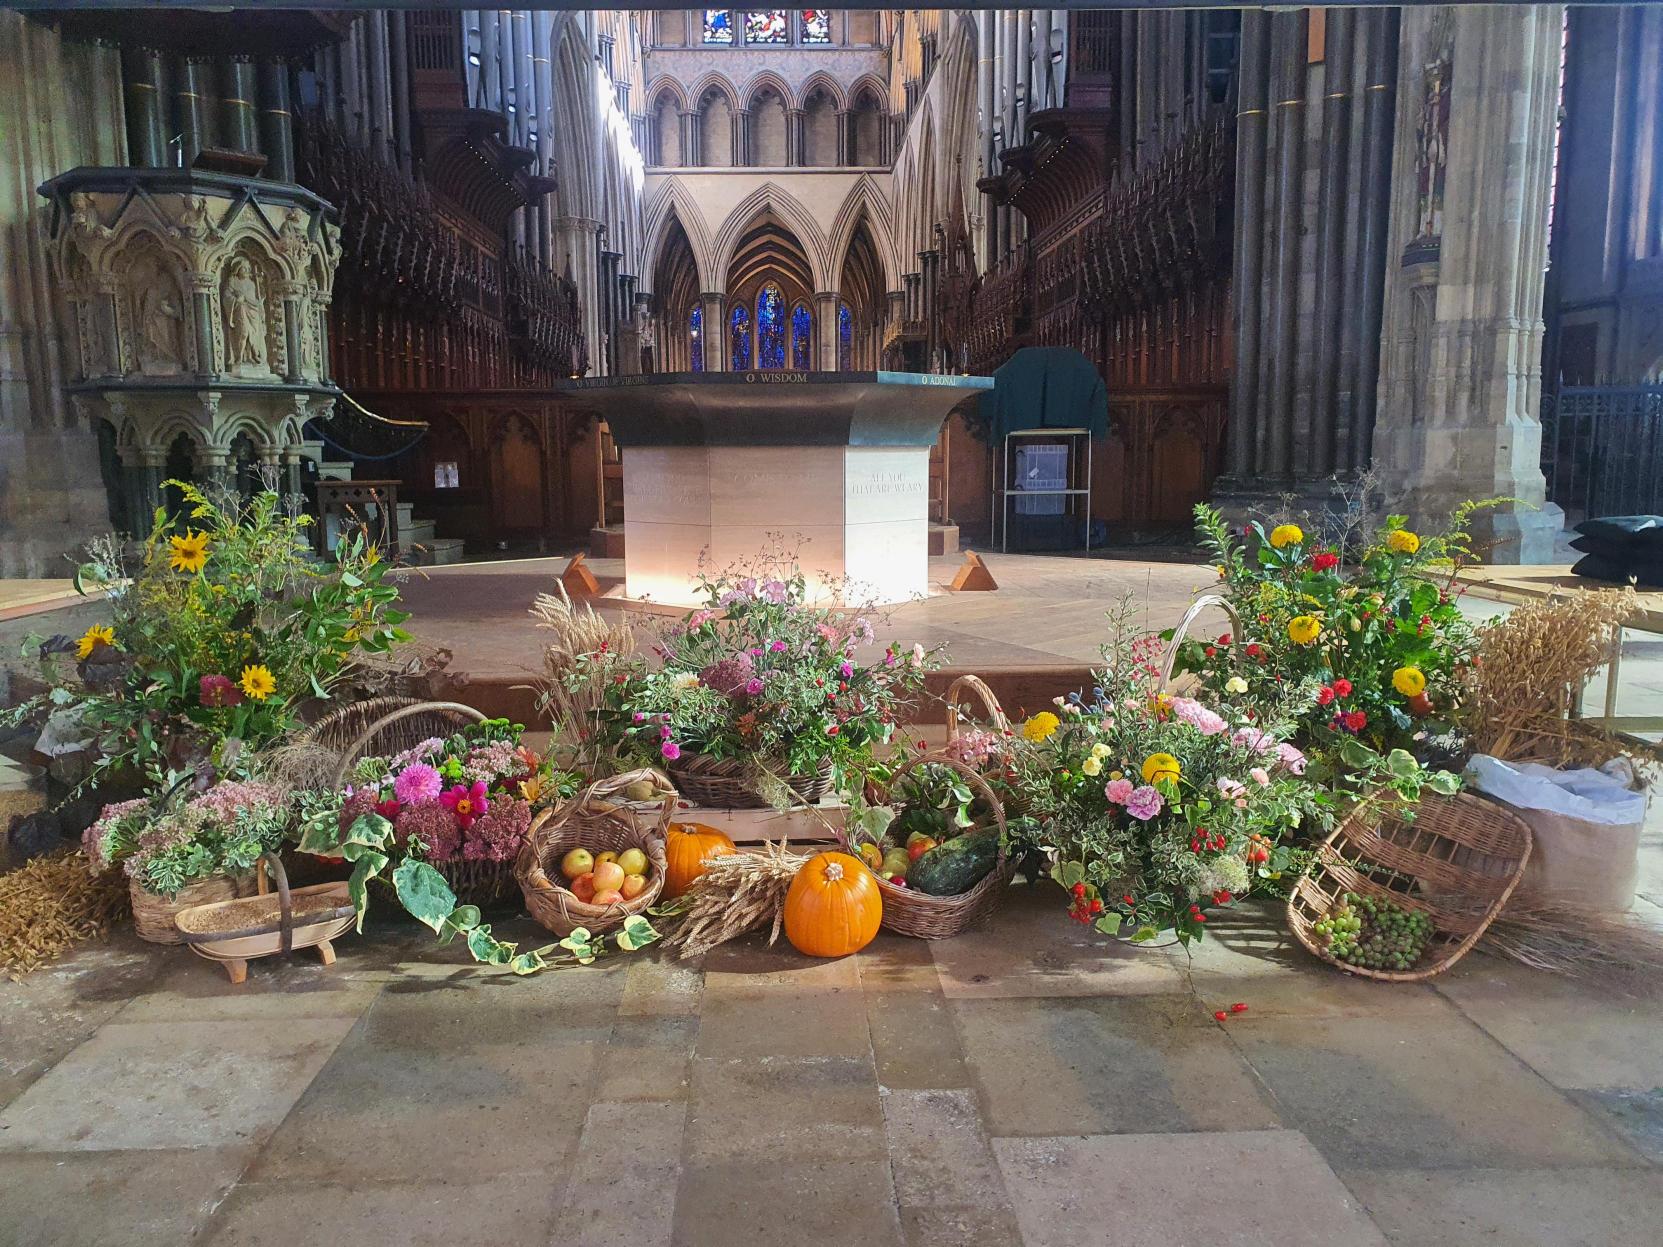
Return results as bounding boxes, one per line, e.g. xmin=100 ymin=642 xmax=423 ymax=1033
xmin=724 ymin=210 xmax=814 ymax=370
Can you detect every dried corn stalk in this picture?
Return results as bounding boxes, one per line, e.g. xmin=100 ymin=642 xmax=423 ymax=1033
xmin=660 ymin=840 xmax=809 ymax=959
xmin=0 ymin=850 xmax=129 ymax=979
xmin=1463 ymin=588 xmax=1642 ymax=768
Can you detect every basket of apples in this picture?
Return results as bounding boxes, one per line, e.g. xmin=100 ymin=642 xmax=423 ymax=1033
xmin=515 ymin=768 xmax=674 ymax=937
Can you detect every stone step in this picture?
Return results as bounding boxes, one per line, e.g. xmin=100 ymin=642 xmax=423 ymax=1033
xmin=402 ymin=518 xmax=437 ymax=548
xmin=396 ymin=501 xmax=416 ymax=525
xmin=407 ymin=536 xmax=466 ymax=567
xmin=317 ymin=460 xmax=355 ymax=482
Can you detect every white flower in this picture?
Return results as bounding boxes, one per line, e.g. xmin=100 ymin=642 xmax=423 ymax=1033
xmin=1225 ymin=675 xmax=1249 ymax=695
xmin=670 ymin=672 xmax=700 ymax=691
xmin=1091 ymin=742 xmax=1112 ymax=759
xmin=910 ymin=642 xmax=926 ymax=667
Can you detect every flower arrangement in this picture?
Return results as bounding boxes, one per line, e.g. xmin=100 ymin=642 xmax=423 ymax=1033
xmin=985 ymin=604 xmax=1330 ymax=942
xmin=9 ymin=482 xmax=407 ymax=794
xmin=84 ymin=779 xmax=288 ymax=898
xmin=1175 ymin=503 xmax=1484 ymax=762
xmin=571 ymin=567 xmax=939 ymax=795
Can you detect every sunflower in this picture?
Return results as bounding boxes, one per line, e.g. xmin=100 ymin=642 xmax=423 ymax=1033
xmin=1269 ymin=523 xmax=1305 ymax=549
xmin=168 ymin=530 xmax=210 ymax=573
xmin=1141 ymin=753 xmax=1181 ymax=785
xmin=1385 ymin=529 xmax=1421 ymax=555
xmin=75 ymin=624 xmax=116 ymax=660
xmin=1287 ymin=615 xmax=1321 ymax=646
xmin=1392 ymin=665 xmax=1427 ymax=697
xmin=1022 ymin=711 xmax=1060 ymax=742
xmin=238 ymin=663 xmax=277 ymax=701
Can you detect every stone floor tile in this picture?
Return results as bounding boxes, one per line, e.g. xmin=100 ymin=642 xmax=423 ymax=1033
xmin=596 ymin=1016 xmax=696 ymax=1101
xmin=858 ymin=933 xmax=948 ymax=992
xmin=995 ymin=1130 xmax=1388 ymax=1247
xmin=114 ymin=955 xmax=383 ymax=1024
xmin=1570 ymin=1087 xmax=1663 ymax=1163
xmin=1434 ymin=953 xmax=1663 ymax=1090
xmin=245 ymin=1036 xmax=596 ymax=1183
xmin=0 ymin=1018 xmax=355 ymax=1152
xmin=0 ymin=1146 xmax=252 ymax=1247
xmin=683 ymin=1055 xmax=885 ymax=1164
xmin=930 ymin=888 xmax=1189 ymax=999
xmin=1341 ymin=1166 xmax=1663 ymax=1246
xmin=881 ymin=1088 xmax=1009 ymax=1209
xmin=358 ymin=968 xmax=621 ymax=1048
xmin=672 ymin=1157 xmax=903 ymax=1247
xmin=956 ymin=997 xmax=1280 ymax=1136
xmin=898 ymin=1203 xmax=1024 ymax=1247
xmin=550 ymin=1100 xmax=686 ymax=1247
xmin=695 ymin=985 xmax=871 ymax=1060
xmin=203 ymin=1175 xmax=561 ymax=1247
xmin=618 ymin=954 xmax=705 ymax=1018
xmin=701 ymin=935 xmax=864 ymax=992
xmin=1230 ymin=1012 xmax=1642 ymax=1169
xmin=866 ymin=986 xmax=971 ymax=1089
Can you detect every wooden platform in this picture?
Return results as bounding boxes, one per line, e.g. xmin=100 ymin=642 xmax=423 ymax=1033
xmin=0 ymin=580 xmax=100 ymax=623
xmin=1458 ymin=563 xmax=1663 ymax=627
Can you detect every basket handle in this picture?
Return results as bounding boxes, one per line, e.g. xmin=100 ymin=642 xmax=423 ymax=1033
xmin=329 ymin=700 xmax=488 ymax=788
xmin=1156 ymin=593 xmax=1243 ymax=694
xmin=855 ymin=750 xmax=1009 ymax=865
xmin=257 ymin=852 xmax=296 ymax=954
xmin=943 ymin=674 xmax=1010 ymax=741
xmin=575 ymin=767 xmax=678 ymax=835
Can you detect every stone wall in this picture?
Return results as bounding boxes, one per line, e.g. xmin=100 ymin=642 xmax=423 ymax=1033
xmin=0 ymin=14 xmax=126 ymax=577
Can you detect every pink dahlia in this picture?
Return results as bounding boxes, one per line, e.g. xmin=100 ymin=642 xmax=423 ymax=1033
xmin=439 ymin=781 xmax=489 ymax=829
xmin=394 ymin=762 xmax=443 ymax=806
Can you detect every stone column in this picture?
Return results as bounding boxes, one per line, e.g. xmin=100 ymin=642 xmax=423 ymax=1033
xmin=1372 ymin=5 xmax=1566 ymax=562
xmin=187 ymin=271 xmax=216 ymax=378
xmin=786 ymin=108 xmax=805 ymax=166
xmin=700 ymin=292 xmax=726 ymax=371
xmin=1222 ymin=11 xmax=1270 ymax=483
xmin=278 ymin=282 xmax=306 ymax=384
xmin=814 ymin=291 xmax=839 ymax=370
xmin=834 ymin=109 xmax=850 ymax=165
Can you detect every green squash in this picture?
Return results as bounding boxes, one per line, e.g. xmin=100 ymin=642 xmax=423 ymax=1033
xmin=908 ymin=829 xmax=1000 ymax=897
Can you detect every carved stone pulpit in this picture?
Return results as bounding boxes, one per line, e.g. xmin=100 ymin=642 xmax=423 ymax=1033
xmin=38 ymin=168 xmax=341 ymax=524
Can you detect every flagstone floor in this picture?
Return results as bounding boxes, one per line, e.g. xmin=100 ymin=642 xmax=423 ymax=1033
xmin=3 ymin=886 xmax=1662 ymax=1247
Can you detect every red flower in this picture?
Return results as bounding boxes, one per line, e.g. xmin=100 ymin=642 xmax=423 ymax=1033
xmin=1205 ymin=646 xmax=1217 ymax=658
xmin=1344 ymin=709 xmax=1368 ymax=732
xmin=1332 ymin=678 xmax=1353 ymax=697
xmin=199 ymin=674 xmax=242 ymax=707
xmin=1317 ymin=686 xmax=1336 ymax=706
xmin=439 ymin=781 xmax=490 ymax=829
xmin=375 ymin=798 xmax=401 ymax=821
xmin=1311 ymin=551 xmax=1340 ymax=573
xmin=1217 ymin=632 xmax=1232 ymax=645
xmin=1245 ymin=643 xmax=1262 ymax=659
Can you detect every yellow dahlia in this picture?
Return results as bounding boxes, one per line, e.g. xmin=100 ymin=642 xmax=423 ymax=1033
xmin=1141 ymin=753 xmax=1181 ymax=785
xmin=1269 ymin=523 xmax=1305 ymax=549
xmin=76 ymin=624 xmax=116 ymax=660
xmin=1392 ymin=665 xmax=1427 ymax=697
xmin=1288 ymin=615 xmax=1321 ymax=646
xmin=1386 ymin=529 xmax=1421 ymax=555
xmin=238 ymin=663 xmax=277 ymax=702
xmin=1022 ymin=711 xmax=1060 ymax=742
xmin=168 ymin=530 xmax=210 ymax=573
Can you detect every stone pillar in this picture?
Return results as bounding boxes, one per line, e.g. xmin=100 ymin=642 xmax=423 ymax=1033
xmin=834 ymin=109 xmax=850 ymax=166
xmin=815 ymin=291 xmax=839 ymax=370
xmin=187 ymin=271 xmax=216 ymax=378
xmin=1372 ymin=5 xmax=1566 ymax=562
xmin=278 ymin=283 xmax=305 ymax=384
xmin=786 ymin=108 xmax=805 ymax=166
xmin=1223 ymin=11 xmax=1270 ymax=483
xmin=700 ymin=292 xmax=727 ymax=371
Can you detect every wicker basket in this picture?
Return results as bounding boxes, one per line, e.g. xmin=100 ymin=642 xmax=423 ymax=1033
xmin=944 ymin=673 xmax=1011 ymax=742
xmin=516 ymin=769 xmax=674 ymax=937
xmin=1157 ymin=593 xmax=1244 ymax=693
xmin=130 ymin=872 xmax=256 ymax=945
xmin=666 ymin=751 xmax=833 ymax=809
xmin=1288 ymin=791 xmax=1533 ymax=982
xmin=843 ymin=752 xmax=1014 ymax=939
xmin=175 ymin=854 xmax=355 ymax=984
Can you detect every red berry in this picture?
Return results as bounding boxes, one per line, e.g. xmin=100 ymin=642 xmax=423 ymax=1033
xmin=1196 ymin=914 xmax=1206 ymax=923
xmin=1214 ymin=1010 xmax=1229 ymax=1022
xmin=1072 ymin=882 xmax=1087 ymax=898
xmin=1231 ymin=1002 xmax=1248 ymax=1013
xmin=1089 ymin=899 xmax=1103 ymax=914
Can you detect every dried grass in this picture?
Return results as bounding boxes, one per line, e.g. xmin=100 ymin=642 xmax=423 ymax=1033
xmin=659 ymin=841 xmax=810 ymax=960
xmin=532 ymin=586 xmax=636 ymax=763
xmin=1480 ymin=897 xmax=1663 ymax=991
xmin=1463 ymin=588 xmax=1641 ymax=769
xmin=0 ymin=851 xmax=129 ymax=979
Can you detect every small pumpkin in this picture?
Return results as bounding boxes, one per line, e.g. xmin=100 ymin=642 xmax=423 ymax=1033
xmin=664 ymin=823 xmax=737 ymax=898
xmin=784 ymin=851 xmax=882 ymax=958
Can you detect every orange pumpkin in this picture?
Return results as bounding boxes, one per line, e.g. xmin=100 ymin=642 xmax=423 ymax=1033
xmin=783 ymin=851 xmax=882 ymax=958
xmin=664 ymin=823 xmax=737 ymax=899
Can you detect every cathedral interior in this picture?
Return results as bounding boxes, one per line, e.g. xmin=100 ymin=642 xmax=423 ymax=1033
xmin=2 ymin=5 xmax=1660 ymax=576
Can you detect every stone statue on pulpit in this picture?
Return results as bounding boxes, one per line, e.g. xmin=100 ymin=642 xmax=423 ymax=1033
xmin=137 ymin=279 xmax=184 ymax=373
xmin=224 ymin=256 xmax=268 ymax=371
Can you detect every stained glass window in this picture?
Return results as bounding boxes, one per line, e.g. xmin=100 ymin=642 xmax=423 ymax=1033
xmin=745 ymin=10 xmax=789 ymax=44
xmin=703 ymin=9 xmax=734 ymax=44
xmin=791 ymin=303 xmax=812 ymax=369
xmin=800 ymin=10 xmax=831 ymax=44
xmin=689 ymin=304 xmax=704 ymax=372
xmin=730 ymin=303 xmax=752 ymax=371
xmin=837 ymin=300 xmax=853 ymax=371
xmin=756 ymin=283 xmax=785 ymax=369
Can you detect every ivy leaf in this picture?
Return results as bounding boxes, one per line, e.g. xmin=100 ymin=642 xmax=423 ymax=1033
xmin=1426 ymin=769 xmax=1462 ymax=795
xmin=1129 ymin=924 xmax=1160 ymax=944
xmin=448 ymin=904 xmax=482 ymax=931
xmin=508 ymin=949 xmax=549 ymax=975
xmin=1095 ymin=912 xmax=1123 ymax=936
xmin=1385 ymin=748 xmax=1420 ymax=780
xmin=341 ymin=812 xmax=393 ymax=849
xmin=392 ymin=858 xmax=458 ymax=934
xmin=343 ymin=846 xmax=389 ymax=932
xmin=1339 ymin=738 xmax=1378 ymax=771
xmin=1059 ymin=861 xmax=1086 ymax=889
xmin=558 ymin=927 xmax=599 ymax=964
xmin=466 ymin=924 xmax=513 ymax=965
xmin=615 ymin=914 xmax=661 ymax=952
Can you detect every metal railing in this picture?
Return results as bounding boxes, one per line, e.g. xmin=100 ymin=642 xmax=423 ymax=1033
xmin=1542 ymin=383 xmax=1663 ymax=524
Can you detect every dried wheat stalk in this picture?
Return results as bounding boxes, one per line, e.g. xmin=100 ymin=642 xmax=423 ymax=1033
xmin=660 ymin=841 xmax=809 ymax=959
xmin=532 ymin=586 xmax=636 ymax=752
xmin=1464 ymin=588 xmax=1642 ymax=769
xmin=0 ymin=850 xmax=129 ymax=980
xmin=1479 ymin=897 xmax=1663 ymax=991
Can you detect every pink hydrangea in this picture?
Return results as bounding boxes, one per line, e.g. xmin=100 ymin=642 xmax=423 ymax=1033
xmin=700 ymin=652 xmax=755 ymax=695
xmin=82 ymin=798 xmax=149 ymax=873
xmin=1103 ymin=778 xmax=1136 ymax=805
xmin=463 ymin=799 xmax=531 ymax=862
xmin=393 ymin=762 xmax=442 ymax=806
xmin=462 ymin=740 xmax=522 ymax=786
xmin=188 ymin=780 xmax=283 ymax=823
xmin=945 ymin=728 xmax=1002 ymax=767
xmin=1170 ymin=696 xmax=1227 ymax=737
xmin=337 ymin=789 xmax=379 ymax=838
xmin=396 ymin=801 xmax=462 ymax=862
xmin=1217 ymin=777 xmax=1246 ymax=798
xmin=1124 ymin=785 xmax=1165 ymax=820
xmin=1250 ymin=767 xmax=1271 ymax=787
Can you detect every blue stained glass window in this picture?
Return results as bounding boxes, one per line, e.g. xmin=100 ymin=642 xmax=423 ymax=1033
xmin=703 ymin=10 xmax=734 ymax=44
xmin=756 ymin=283 xmax=785 ymax=369
xmin=689 ymin=304 xmax=704 ymax=372
xmin=730 ymin=304 xmax=752 ymax=371
xmin=745 ymin=10 xmax=789 ymax=43
xmin=837 ymin=301 xmax=853 ymax=371
xmin=791 ymin=303 xmax=812 ymax=369
xmin=800 ymin=10 xmax=831 ymax=44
